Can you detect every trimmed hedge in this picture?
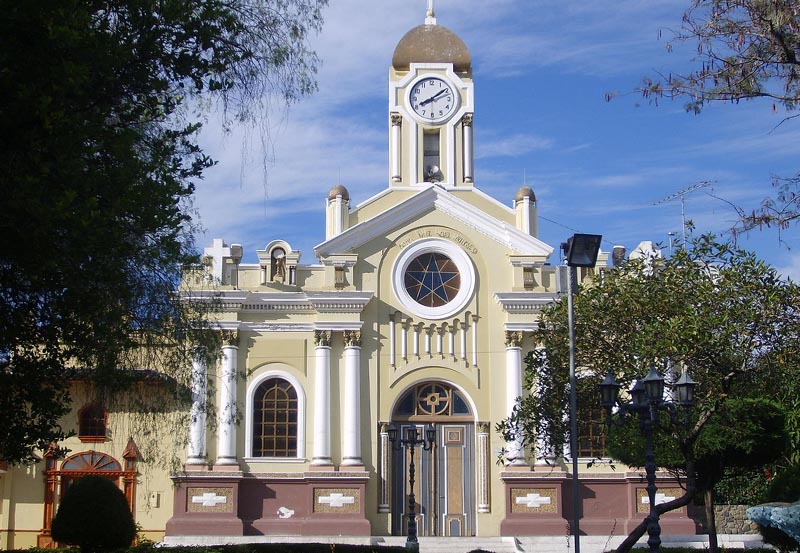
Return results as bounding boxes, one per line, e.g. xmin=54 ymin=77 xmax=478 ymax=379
xmin=50 ymin=475 xmax=136 ymax=553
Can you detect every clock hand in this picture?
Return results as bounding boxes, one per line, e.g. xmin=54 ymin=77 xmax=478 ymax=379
xmin=420 ymin=88 xmax=448 ymax=106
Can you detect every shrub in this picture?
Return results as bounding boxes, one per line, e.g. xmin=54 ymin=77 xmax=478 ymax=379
xmin=51 ymin=475 xmax=136 ymax=553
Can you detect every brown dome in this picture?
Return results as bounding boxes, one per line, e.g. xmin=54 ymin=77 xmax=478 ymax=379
xmin=392 ymin=24 xmax=471 ymax=73
xmin=328 ymin=183 xmax=350 ymax=201
xmin=515 ymin=186 xmax=536 ymax=202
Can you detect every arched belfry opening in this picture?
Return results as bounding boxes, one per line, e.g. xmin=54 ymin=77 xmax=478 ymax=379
xmin=390 ymin=381 xmax=476 ymax=537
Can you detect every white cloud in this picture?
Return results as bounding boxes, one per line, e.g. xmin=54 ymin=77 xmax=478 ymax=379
xmin=776 ymin=251 xmax=800 ymax=281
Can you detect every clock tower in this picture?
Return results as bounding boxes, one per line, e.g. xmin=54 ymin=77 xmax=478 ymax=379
xmin=388 ymin=6 xmax=474 ymax=187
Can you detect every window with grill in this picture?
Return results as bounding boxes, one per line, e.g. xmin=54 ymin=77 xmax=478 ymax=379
xmin=577 ymin=406 xmax=607 ymax=458
xmin=78 ymin=403 xmax=107 ymax=442
xmin=252 ymin=378 xmax=298 ymax=457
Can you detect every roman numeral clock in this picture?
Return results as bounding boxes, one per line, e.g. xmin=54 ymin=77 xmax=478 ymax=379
xmin=388 ymin=61 xmax=474 ymax=187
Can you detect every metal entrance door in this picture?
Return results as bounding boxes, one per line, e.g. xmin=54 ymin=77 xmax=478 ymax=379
xmin=390 ymin=381 xmax=476 ymax=537
xmin=391 ymin=422 xmax=475 ymax=537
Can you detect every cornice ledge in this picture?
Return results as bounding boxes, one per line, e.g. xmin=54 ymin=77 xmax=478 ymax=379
xmin=494 ymin=292 xmax=558 ymax=314
xmin=306 ymin=291 xmax=374 ymax=313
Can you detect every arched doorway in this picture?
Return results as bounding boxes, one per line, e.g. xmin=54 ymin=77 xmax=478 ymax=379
xmin=391 ymin=381 xmax=475 ymax=537
xmin=39 ymin=440 xmax=138 ymax=548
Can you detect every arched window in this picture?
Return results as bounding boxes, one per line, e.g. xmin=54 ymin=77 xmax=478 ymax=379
xmin=78 ymin=403 xmax=107 ymax=442
xmin=393 ymin=382 xmax=472 ymax=420
xmin=252 ymin=377 xmax=298 ymax=457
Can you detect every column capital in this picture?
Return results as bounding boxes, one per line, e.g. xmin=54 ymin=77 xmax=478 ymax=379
xmin=314 ymin=329 xmax=332 ymax=347
xmin=477 ymin=421 xmax=490 ymax=434
xmin=343 ymin=330 xmax=362 ymax=347
xmin=462 ymin=113 xmax=474 ymax=127
xmin=505 ymin=330 xmax=523 ymax=348
xmin=390 ymin=112 xmax=403 ymax=126
xmin=220 ymin=330 xmax=239 ymax=347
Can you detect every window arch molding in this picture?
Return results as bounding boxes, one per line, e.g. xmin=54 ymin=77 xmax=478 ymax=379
xmin=390 ymin=378 xmax=479 ymax=422
xmin=244 ymin=368 xmax=306 ymax=460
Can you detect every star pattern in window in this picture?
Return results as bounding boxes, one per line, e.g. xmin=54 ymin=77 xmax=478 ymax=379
xmin=404 ymin=252 xmax=461 ymax=308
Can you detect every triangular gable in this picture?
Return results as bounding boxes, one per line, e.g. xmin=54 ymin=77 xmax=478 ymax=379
xmin=315 ymin=185 xmax=554 ymax=258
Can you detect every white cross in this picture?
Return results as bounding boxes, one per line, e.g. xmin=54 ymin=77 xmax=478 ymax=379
xmin=203 ymin=238 xmax=232 ymax=283
xmin=516 ymin=493 xmax=552 ymax=508
xmin=191 ymin=492 xmax=227 ymax=507
xmin=318 ymin=493 xmax=356 ymax=508
xmin=425 ymin=0 xmax=436 ymax=24
xmin=642 ymin=492 xmax=675 ymax=505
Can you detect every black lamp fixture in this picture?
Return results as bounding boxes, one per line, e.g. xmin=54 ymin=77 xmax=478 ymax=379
xmin=599 ymin=364 xmax=699 ymax=553
xmin=388 ymin=422 xmax=436 ymax=551
xmin=565 ymin=233 xmax=603 ymax=267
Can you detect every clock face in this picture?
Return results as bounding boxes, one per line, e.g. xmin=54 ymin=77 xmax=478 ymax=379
xmin=409 ymin=76 xmax=459 ymax=123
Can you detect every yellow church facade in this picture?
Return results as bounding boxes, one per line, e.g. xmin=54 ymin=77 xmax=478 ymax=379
xmin=0 ymin=9 xmax=699 ymax=548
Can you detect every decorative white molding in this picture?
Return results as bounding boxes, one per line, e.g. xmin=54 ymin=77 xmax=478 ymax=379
xmin=184 ymin=291 xmax=373 ymax=315
xmin=516 ymin=493 xmax=552 ymax=509
xmin=392 ymin=238 xmax=476 ymax=320
xmin=642 ymin=492 xmax=675 ymax=505
xmin=494 ymin=292 xmax=558 ymax=314
xmin=318 ymin=493 xmax=356 ymax=508
xmin=315 ymin=186 xmax=554 ymax=259
xmin=191 ymin=492 xmax=227 ymax=507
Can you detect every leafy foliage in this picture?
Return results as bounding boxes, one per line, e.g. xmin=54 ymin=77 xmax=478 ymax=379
xmin=499 ymin=236 xmax=800 ymax=551
xmin=713 ymin=465 xmax=774 ymax=505
xmin=644 ymin=0 xmax=800 ymax=113
xmin=0 ymin=0 xmax=326 ymax=465
xmin=636 ymin=0 xmax=800 ymax=234
xmin=51 ymin=475 xmax=136 ymax=553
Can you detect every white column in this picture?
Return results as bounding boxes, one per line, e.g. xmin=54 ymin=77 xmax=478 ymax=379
xmin=462 ymin=114 xmax=474 ymax=183
xmin=477 ymin=422 xmax=490 ymax=512
xmin=448 ymin=324 xmax=455 ymax=359
xmin=379 ymin=422 xmax=391 ymax=512
xmin=312 ymin=330 xmax=333 ymax=466
xmin=505 ymin=331 xmax=527 ymax=466
xmin=413 ymin=324 xmax=420 ymax=358
xmin=216 ymin=334 xmax=239 ymax=466
xmin=436 ymin=326 xmax=443 ymax=357
xmin=471 ymin=314 xmax=479 ymax=367
xmin=391 ymin=114 xmax=402 ymax=182
xmin=401 ymin=319 xmax=408 ymax=361
xmin=389 ymin=314 xmax=396 ymax=368
xmin=187 ymin=348 xmax=208 ymax=464
xmin=459 ymin=321 xmax=467 ymax=361
xmin=424 ymin=325 xmax=431 ymax=356
xmin=342 ymin=331 xmax=363 ymax=466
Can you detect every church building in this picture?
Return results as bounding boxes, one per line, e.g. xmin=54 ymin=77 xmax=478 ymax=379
xmin=0 ymin=7 xmax=698 ymax=548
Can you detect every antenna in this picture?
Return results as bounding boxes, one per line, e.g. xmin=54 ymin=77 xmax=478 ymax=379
xmin=653 ymin=181 xmax=712 ymax=248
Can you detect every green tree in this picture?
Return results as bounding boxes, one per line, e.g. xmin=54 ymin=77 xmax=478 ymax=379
xmin=0 ymin=0 xmax=326 ymax=465
xmin=499 ymin=237 xmax=800 ymax=553
xmin=51 ymin=475 xmax=137 ymax=553
xmin=640 ymin=0 xmax=800 ymax=233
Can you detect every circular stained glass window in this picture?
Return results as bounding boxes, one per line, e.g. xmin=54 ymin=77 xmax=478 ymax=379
xmin=403 ymin=252 xmax=461 ymax=308
xmin=392 ymin=238 xmax=476 ymax=320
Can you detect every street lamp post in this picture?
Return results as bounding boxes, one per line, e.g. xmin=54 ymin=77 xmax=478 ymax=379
xmin=388 ymin=423 xmax=436 ymax=552
xmin=600 ymin=364 xmax=698 ymax=553
xmin=563 ymin=233 xmax=603 ymax=553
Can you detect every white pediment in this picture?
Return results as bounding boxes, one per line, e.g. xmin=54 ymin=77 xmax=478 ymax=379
xmin=314 ymin=185 xmax=554 ymax=258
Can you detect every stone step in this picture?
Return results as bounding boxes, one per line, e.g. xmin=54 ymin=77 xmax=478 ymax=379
xmin=162 ymin=534 xmax=767 ymax=553
xmin=373 ymin=536 xmax=519 ymax=553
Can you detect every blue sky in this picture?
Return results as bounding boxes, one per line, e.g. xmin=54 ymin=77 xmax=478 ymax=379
xmin=194 ymin=0 xmax=800 ymax=279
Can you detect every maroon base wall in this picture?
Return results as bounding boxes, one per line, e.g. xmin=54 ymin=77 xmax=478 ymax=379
xmin=500 ymin=472 xmax=699 ymax=536
xmin=166 ymin=471 xmax=371 ymax=537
